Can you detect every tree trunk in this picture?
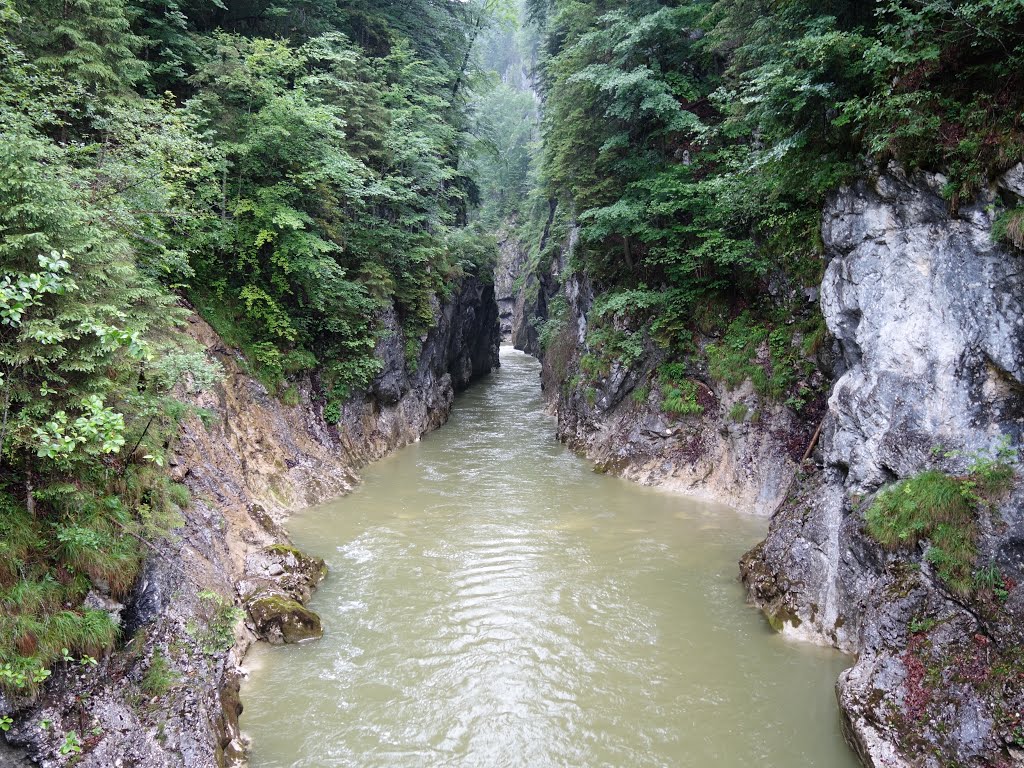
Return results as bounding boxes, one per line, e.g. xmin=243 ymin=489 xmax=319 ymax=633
xmin=452 ymin=12 xmax=485 ymax=98
xmin=25 ymin=472 xmax=34 ymax=517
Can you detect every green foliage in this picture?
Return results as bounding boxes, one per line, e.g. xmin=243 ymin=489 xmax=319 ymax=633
xmin=322 ymin=401 xmax=342 ymax=426
xmin=528 ymin=0 xmax=1022 ymax=377
xmin=537 ymin=295 xmax=569 ymax=352
xmin=729 ymin=402 xmax=749 ymax=423
xmin=866 ymin=471 xmax=977 ymax=596
xmin=837 ymin=1 xmax=1024 ymax=201
xmin=141 ymin=651 xmax=179 ymax=697
xmin=574 ymin=288 xmax=660 ymax=381
xmin=0 ymin=118 xmax=213 ymax=691
xmin=706 ymin=313 xmax=808 ymax=400
xmin=994 ymin=208 xmax=1024 ymax=251
xmin=658 ymin=363 xmax=703 ymax=417
xmin=938 ymin=435 xmax=1019 ymax=502
xmin=59 ymin=730 xmax=82 ymax=756
xmin=445 ymin=226 xmax=500 ymax=280
xmin=187 ymin=590 xmax=243 ymax=656
xmin=585 ymin=326 xmax=645 ymax=373
xmin=465 ymin=75 xmax=540 ymax=225
xmin=866 ymin=442 xmax=1016 ymax=597
xmin=976 ymin=563 xmax=1011 ymax=603
xmin=909 ymin=616 xmax=938 ymax=635
xmin=279 ymin=386 xmax=301 ymax=408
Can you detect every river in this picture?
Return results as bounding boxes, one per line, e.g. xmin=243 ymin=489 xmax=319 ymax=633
xmin=240 ymin=347 xmax=858 ymax=768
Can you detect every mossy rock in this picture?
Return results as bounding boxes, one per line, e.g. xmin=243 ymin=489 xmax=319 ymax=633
xmin=262 ymin=545 xmax=328 ymax=586
xmin=247 ymin=593 xmax=323 ymax=645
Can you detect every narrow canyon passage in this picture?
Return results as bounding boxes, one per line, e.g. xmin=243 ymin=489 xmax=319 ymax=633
xmin=240 ymin=348 xmax=858 ymax=768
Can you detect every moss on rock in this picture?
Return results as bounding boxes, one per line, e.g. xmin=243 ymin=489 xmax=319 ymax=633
xmin=262 ymin=544 xmax=328 ymax=586
xmin=246 ymin=593 xmax=323 ymax=645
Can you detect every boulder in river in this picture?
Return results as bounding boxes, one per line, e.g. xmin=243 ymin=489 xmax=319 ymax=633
xmin=246 ymin=593 xmax=324 ymax=645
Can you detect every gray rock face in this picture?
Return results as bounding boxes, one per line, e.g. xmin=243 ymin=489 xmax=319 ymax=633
xmin=423 ymin=275 xmax=501 ymax=392
xmin=369 ymin=275 xmax=500 ymax=413
xmin=743 ymin=166 xmax=1024 ymax=767
xmin=821 ymin=168 xmax=1024 ymax=492
xmin=508 ymin=213 xmax=570 ymax=358
xmin=495 ymin=230 xmax=527 ymax=340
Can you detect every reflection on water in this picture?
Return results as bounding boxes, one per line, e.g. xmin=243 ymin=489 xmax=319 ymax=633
xmin=240 ymin=347 xmax=858 ymax=768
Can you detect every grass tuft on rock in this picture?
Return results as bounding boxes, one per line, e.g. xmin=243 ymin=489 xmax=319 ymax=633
xmin=866 ymin=437 xmax=1017 ymax=599
xmin=866 ymin=471 xmax=977 ymax=596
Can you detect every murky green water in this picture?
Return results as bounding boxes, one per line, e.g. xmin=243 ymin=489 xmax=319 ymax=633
xmin=240 ymin=348 xmax=858 ymax=768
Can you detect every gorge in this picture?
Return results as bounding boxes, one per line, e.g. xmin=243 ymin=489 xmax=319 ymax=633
xmin=2 ymin=2 xmax=1024 ymax=768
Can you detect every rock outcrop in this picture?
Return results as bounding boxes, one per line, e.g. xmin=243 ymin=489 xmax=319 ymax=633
xmin=0 ymin=278 xmax=500 ymax=767
xmin=495 ymin=230 xmax=527 ymax=341
xmin=503 ymin=225 xmax=823 ymax=517
xmin=742 ymin=164 xmax=1024 ymax=767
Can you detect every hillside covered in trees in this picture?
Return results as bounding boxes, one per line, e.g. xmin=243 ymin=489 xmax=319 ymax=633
xmin=0 ymin=0 xmax=513 ymax=708
xmin=512 ymin=0 xmax=1023 ymax=411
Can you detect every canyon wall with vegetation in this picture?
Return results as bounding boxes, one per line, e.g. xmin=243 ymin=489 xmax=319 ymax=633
xmin=4 ymin=0 xmax=1024 ymax=766
xmin=742 ymin=166 xmax=1024 ymax=768
xmin=0 ymin=0 xmax=502 ymax=764
xmin=503 ymin=1 xmax=1024 ymax=766
xmin=1 ymin=281 xmax=498 ymax=766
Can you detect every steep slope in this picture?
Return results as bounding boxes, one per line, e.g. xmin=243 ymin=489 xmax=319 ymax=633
xmin=0 ymin=281 xmax=500 ymax=767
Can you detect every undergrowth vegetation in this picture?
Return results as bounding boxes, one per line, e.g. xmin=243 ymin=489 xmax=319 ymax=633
xmin=0 ymin=0 xmax=510 ymax=707
xmin=866 ymin=439 xmax=1017 ymax=597
xmin=658 ymin=364 xmax=703 ymax=417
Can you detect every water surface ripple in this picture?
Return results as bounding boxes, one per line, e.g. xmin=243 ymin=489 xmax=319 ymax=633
xmin=241 ymin=348 xmax=857 ymax=768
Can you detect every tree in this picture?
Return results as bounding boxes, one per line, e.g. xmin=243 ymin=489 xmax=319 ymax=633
xmin=13 ymin=0 xmax=146 ymax=102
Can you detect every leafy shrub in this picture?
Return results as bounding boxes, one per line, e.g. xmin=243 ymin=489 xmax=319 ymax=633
xmin=404 ymin=336 xmax=421 ymax=373
xmin=281 ymin=349 xmax=318 ymax=375
xmin=279 ymin=385 xmax=301 ymax=407
xmin=323 ymin=354 xmax=384 ymax=402
xmin=538 ymin=295 xmax=569 ymax=352
xmin=187 ymin=591 xmax=243 ymax=656
xmin=583 ymin=326 xmax=645 ymax=377
xmin=706 ymin=313 xmax=809 ymax=400
xmin=658 ymin=363 xmax=703 ymax=416
xmin=323 ymin=401 xmax=342 ymax=425
xmin=632 ymin=385 xmax=650 ymax=404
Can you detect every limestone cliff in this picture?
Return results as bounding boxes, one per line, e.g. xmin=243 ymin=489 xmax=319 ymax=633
xmin=0 ymin=278 xmax=500 ymax=767
xmin=742 ymin=165 xmax=1024 ymax=767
